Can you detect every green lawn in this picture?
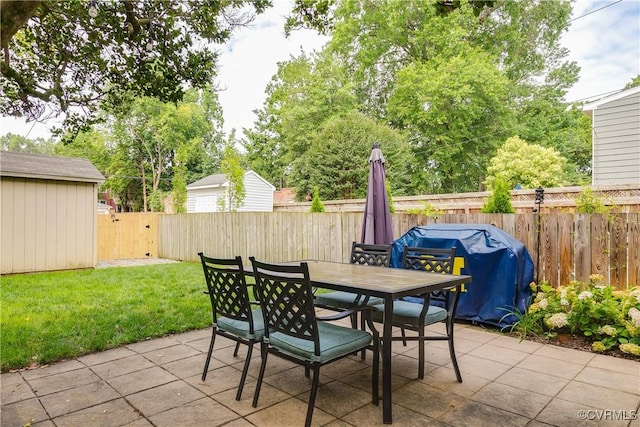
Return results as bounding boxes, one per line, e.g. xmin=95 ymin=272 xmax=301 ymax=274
xmin=0 ymin=263 xmax=212 ymax=372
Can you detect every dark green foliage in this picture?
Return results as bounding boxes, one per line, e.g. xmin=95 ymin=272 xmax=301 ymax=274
xmin=482 ymin=178 xmax=515 ymax=213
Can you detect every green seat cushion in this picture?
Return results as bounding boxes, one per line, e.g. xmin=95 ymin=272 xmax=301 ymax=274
xmin=217 ymin=308 xmax=265 ymax=340
xmin=372 ymin=301 xmax=447 ymax=328
xmin=315 ymin=291 xmax=383 ymax=308
xmin=267 ymin=321 xmax=372 ymax=363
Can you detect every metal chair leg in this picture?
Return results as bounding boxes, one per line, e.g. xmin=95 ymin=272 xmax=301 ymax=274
xmin=201 ymin=327 xmax=217 ymax=381
xmin=252 ymin=343 xmax=269 ymax=408
xmin=305 ymin=366 xmax=320 ymax=427
xmin=235 ymin=342 xmax=253 ymax=401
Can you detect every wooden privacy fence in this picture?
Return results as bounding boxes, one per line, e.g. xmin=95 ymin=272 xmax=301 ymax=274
xmin=148 ymin=212 xmax=639 ymax=289
xmin=95 ymin=212 xmax=638 ymax=288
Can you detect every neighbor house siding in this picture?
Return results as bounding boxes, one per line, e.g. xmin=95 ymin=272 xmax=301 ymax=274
xmin=237 ymin=171 xmax=275 ymax=212
xmin=592 ymin=90 xmax=640 ymax=186
xmin=1 ymin=177 xmax=98 ymax=274
xmin=186 ymin=170 xmax=274 ymax=213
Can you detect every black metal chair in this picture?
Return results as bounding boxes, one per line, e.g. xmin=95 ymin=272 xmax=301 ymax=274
xmin=199 ymin=253 xmax=264 ymax=401
xmin=372 ymin=246 xmax=462 ymax=381
xmin=249 ymin=257 xmax=379 ymax=427
xmin=313 ymin=242 xmax=392 ymax=320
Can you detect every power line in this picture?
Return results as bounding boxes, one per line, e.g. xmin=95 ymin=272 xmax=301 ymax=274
xmin=569 ymin=0 xmax=623 ymax=22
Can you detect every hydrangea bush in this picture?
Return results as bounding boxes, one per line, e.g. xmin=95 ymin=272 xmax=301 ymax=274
xmin=506 ymin=274 xmax=640 ymax=357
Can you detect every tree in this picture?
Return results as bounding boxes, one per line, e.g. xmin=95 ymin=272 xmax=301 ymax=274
xmin=387 ymin=45 xmax=512 ymax=193
xmin=293 ymin=111 xmax=413 ymax=201
xmin=244 ymin=50 xmax=357 ymax=188
xmin=107 ymin=96 xmax=213 ymax=211
xmin=484 ymin=136 xmax=566 ymax=190
xmin=0 ymin=133 xmax=53 ymax=154
xmin=0 ymin=0 xmax=270 ymax=135
xmin=219 ymin=140 xmax=245 ymax=212
xmin=320 ymin=0 xmax=578 ymax=192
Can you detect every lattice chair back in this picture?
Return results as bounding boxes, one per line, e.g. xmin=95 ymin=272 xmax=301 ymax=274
xmin=250 ymin=259 xmax=320 ymax=356
xmin=401 ymin=246 xmax=457 ymax=307
xmin=200 ymin=254 xmax=254 ymax=328
xmin=350 ymin=242 xmax=392 ymax=266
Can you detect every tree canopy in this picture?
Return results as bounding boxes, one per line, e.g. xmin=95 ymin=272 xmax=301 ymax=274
xmin=0 ymin=0 xmax=269 ymax=135
xmin=244 ymin=0 xmax=590 ymax=196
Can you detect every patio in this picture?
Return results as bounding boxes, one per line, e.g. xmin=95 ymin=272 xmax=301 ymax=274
xmin=2 ymin=318 xmax=639 ymax=427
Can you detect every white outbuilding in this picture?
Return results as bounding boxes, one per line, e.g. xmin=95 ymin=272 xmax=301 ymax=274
xmin=186 ymin=170 xmax=275 ymax=213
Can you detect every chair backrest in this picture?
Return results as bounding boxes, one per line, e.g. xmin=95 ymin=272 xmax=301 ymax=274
xmin=250 ymin=258 xmax=320 ymax=355
xmin=401 ymin=246 xmax=456 ymax=274
xmin=350 ymin=242 xmax=392 ymax=266
xmin=199 ymin=252 xmax=255 ymax=331
xmin=401 ymin=246 xmax=457 ymax=305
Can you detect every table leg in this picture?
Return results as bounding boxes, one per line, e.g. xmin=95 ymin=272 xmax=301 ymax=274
xmin=382 ymin=296 xmax=393 ymax=423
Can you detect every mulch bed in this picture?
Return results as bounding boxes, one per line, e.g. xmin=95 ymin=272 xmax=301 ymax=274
xmin=518 ymin=333 xmax=639 ymax=361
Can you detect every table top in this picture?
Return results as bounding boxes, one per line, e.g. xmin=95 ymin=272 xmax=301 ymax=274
xmin=250 ymin=260 xmax=472 ymax=299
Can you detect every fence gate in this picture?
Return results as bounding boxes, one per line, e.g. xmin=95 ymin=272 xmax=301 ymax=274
xmin=97 ymin=213 xmax=159 ymax=260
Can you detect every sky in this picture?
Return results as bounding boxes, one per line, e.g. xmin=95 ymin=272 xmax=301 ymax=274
xmin=1 ymin=0 xmax=639 ymax=140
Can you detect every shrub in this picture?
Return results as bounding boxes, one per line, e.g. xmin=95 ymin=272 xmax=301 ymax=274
xmin=406 ymin=202 xmax=444 ymax=219
xmin=482 ymin=177 xmax=515 ymax=213
xmin=575 ymin=187 xmax=613 ymax=214
xmin=310 ymin=186 xmax=325 ymax=212
xmin=506 ymin=277 xmax=640 ymax=357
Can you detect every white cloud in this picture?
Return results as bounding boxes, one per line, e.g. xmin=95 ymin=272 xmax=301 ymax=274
xmin=1 ymin=0 xmax=638 ymax=139
xmin=561 ymin=0 xmax=640 ymax=102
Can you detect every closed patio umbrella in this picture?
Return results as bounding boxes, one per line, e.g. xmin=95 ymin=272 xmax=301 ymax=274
xmin=361 ymin=143 xmax=393 ymax=245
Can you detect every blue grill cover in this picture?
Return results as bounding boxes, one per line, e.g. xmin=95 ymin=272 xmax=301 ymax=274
xmin=391 ymin=224 xmax=534 ymax=327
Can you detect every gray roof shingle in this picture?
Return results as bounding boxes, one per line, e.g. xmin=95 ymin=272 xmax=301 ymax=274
xmin=0 ymin=151 xmax=105 ymax=183
xmin=186 ymin=173 xmax=228 ymax=189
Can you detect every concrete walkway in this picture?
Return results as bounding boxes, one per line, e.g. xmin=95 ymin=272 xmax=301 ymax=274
xmin=2 ymin=322 xmax=639 ymax=427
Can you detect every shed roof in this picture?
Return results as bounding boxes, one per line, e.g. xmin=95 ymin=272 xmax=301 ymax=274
xmin=186 ymin=170 xmax=275 ymax=191
xmin=186 ymin=173 xmax=228 ymax=189
xmin=0 ymin=151 xmax=105 ymax=183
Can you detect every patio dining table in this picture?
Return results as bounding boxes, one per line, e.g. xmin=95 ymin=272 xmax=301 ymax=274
xmin=249 ymin=260 xmax=472 ymax=424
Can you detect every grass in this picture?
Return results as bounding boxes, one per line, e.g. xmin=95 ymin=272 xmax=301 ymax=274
xmin=0 ymin=262 xmax=212 ymax=372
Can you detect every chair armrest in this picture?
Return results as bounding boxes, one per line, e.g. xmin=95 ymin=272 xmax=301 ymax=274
xmin=317 ymin=305 xmax=380 ymax=337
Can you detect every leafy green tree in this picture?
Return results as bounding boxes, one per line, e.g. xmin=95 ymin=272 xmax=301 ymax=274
xmin=244 ymin=50 xmax=358 ymax=188
xmin=388 ymin=45 xmax=512 ymax=193
xmin=53 ymin=128 xmax=111 ymax=173
xmin=0 ymin=133 xmax=53 ymax=154
xmin=485 ymin=136 xmax=566 ymax=190
xmin=310 ymin=186 xmax=325 ymax=212
xmin=219 ymin=140 xmax=245 ymax=212
xmin=107 ymin=96 xmax=213 ymax=211
xmin=293 ymin=111 xmax=412 ymax=200
xmin=318 ymin=0 xmax=578 ymax=192
xmin=482 ymin=177 xmax=515 ymax=213
xmin=0 ymin=0 xmax=270 ymax=136
xmin=172 ymin=144 xmax=188 ymax=214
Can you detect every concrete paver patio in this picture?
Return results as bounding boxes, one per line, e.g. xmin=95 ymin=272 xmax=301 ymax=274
xmin=2 ymin=321 xmax=639 ymax=427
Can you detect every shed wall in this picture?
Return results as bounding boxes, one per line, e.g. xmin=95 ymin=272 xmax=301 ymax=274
xmin=238 ymin=171 xmax=274 ymax=212
xmin=593 ymin=91 xmax=640 ymax=185
xmin=186 ymin=187 xmax=225 ymax=213
xmin=1 ymin=177 xmax=98 ymax=274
